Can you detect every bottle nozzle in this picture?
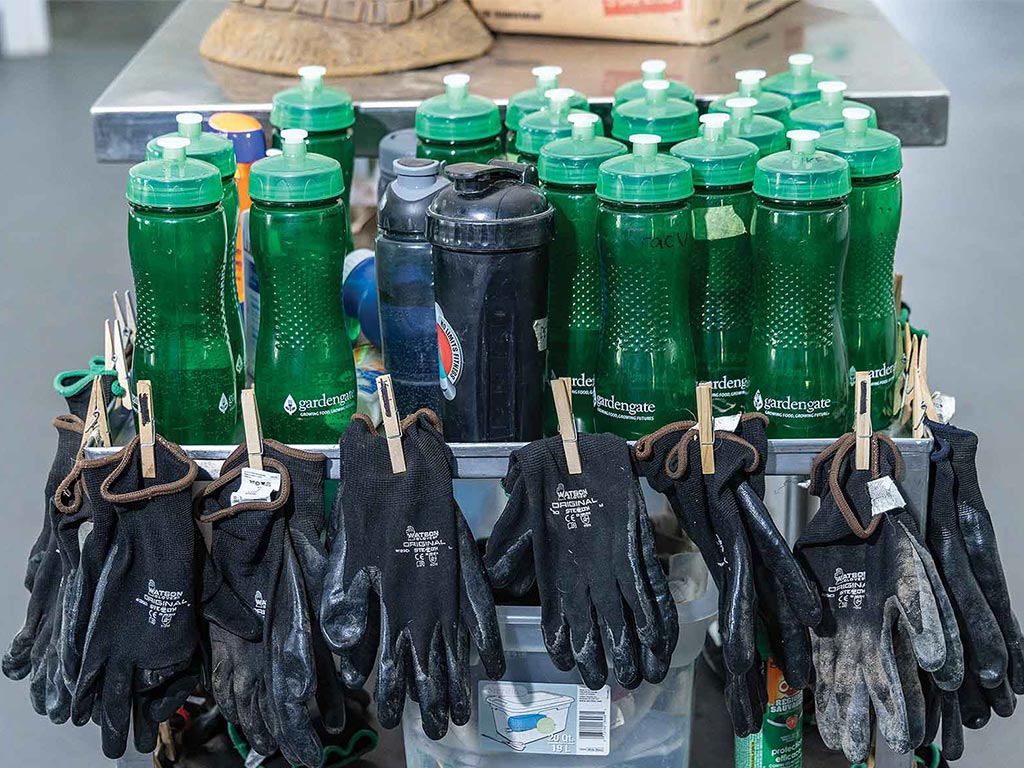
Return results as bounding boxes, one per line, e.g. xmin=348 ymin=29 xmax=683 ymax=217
xmin=818 ymin=80 xmax=847 ymax=107
xmin=842 ymin=106 xmax=871 ymax=136
xmin=630 ymin=133 xmax=661 ymax=164
xmin=568 ymin=112 xmax=599 ymax=141
xmin=700 ymin=113 xmax=730 ymax=142
xmin=265 ymin=148 xmax=282 ymax=157
xmin=544 ymin=87 xmax=574 ymax=116
xmin=641 ymin=59 xmax=668 ymax=81
xmin=443 ymin=73 xmax=471 ymax=102
xmin=532 ymin=65 xmax=562 ymax=93
xmin=298 ymin=65 xmax=326 ymax=93
xmin=175 ymin=112 xmax=203 ymax=141
xmin=736 ymin=69 xmax=766 ymax=97
xmin=157 ymin=136 xmax=190 ymax=162
xmin=788 ymin=53 xmax=814 ymax=79
xmin=787 ymin=128 xmax=819 ymax=157
xmin=280 ymin=128 xmax=308 ymax=159
xmin=643 ymin=79 xmax=670 ymax=104
xmin=726 ymin=97 xmax=757 ymax=122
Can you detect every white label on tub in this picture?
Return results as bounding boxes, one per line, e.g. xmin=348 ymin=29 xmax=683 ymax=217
xmin=478 ymin=681 xmax=610 ymax=756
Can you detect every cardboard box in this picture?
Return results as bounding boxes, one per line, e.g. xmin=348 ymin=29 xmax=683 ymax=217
xmin=469 ymin=0 xmax=797 ymax=45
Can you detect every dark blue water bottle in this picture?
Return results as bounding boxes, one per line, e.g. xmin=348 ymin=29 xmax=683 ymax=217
xmin=376 ymin=157 xmax=450 ymax=414
xmin=427 ymin=161 xmax=554 ymax=442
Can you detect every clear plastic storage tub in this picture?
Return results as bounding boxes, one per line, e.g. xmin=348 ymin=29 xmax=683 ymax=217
xmin=402 ymin=553 xmax=716 ymax=768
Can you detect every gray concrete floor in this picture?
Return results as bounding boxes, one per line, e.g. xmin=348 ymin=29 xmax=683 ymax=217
xmin=1 ymin=0 xmax=1022 ymax=764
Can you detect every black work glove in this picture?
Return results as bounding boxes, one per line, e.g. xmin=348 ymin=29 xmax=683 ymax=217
xmin=485 ymin=433 xmax=678 ymax=690
xmin=321 ymin=411 xmax=505 ymax=741
xmin=797 ymin=433 xmax=963 ymax=763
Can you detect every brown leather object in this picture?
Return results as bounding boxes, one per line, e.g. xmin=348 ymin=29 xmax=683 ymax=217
xmin=200 ymin=0 xmax=493 ymax=76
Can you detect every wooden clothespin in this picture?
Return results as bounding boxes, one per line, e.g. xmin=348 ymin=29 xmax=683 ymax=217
xmin=123 ymin=289 xmax=137 ymax=346
xmin=79 ymin=375 xmax=111 ymax=451
xmin=893 ymin=273 xmax=903 ymax=319
xmin=900 ymin=329 xmax=918 ymax=427
xmin=108 ymin=318 xmax=132 ymax=411
xmin=376 ymin=374 xmax=406 ymax=474
xmin=112 ymin=292 xmax=128 ymax=344
xmin=918 ymin=334 xmax=939 ymax=422
xmin=696 ymin=382 xmax=715 ymax=475
xmin=551 ymin=378 xmax=582 ymax=475
xmin=241 ymin=388 xmax=263 ymax=471
xmin=103 ymin=318 xmax=114 ymax=371
xmin=137 ymin=380 xmax=157 ymax=478
xmin=854 ymin=372 xmax=872 ymax=470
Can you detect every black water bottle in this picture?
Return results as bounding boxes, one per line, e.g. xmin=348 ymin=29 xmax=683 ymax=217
xmin=427 ymin=161 xmax=554 ymax=442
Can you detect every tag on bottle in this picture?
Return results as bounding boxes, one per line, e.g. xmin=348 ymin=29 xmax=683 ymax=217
xmin=867 ymin=476 xmax=905 ymax=517
xmin=230 ymin=467 xmax=281 ymax=506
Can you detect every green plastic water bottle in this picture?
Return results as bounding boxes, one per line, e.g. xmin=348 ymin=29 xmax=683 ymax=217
xmin=515 ymin=88 xmax=599 ymax=165
xmin=708 ymin=69 xmax=793 ymax=125
xmin=612 ymin=80 xmax=699 ymax=153
xmin=270 ymin=65 xmax=356 ymax=221
xmin=762 ymin=53 xmax=835 ymax=109
xmin=416 ymin=73 xmax=502 ymax=166
xmin=505 ymin=66 xmax=589 ymax=154
xmin=539 ymin=113 xmax=627 ymax=434
xmin=725 ymin=97 xmax=787 ymax=158
xmin=671 ymin=114 xmax=759 ymax=416
xmin=748 ymin=130 xmax=852 ymax=438
xmin=147 ymin=112 xmax=245 ymax=397
xmin=594 ymin=134 xmax=696 ymax=438
xmin=789 ymin=81 xmax=878 ymax=133
xmin=249 ymin=129 xmax=356 ymax=442
xmin=127 ymin=136 xmax=237 ymax=443
xmin=613 ymin=59 xmax=695 ymax=105
xmin=819 ymin=108 xmax=903 ymax=429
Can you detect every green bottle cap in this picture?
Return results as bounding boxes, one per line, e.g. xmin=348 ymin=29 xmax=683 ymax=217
xmin=762 ymin=53 xmax=835 ymax=107
xmin=127 ymin=137 xmax=223 ymax=208
xmin=611 ymin=81 xmax=699 ymax=146
xmin=818 ymin=108 xmax=902 ymax=179
xmin=724 ymin=98 xmax=787 ymax=157
xmin=539 ymin=113 xmax=627 ymax=186
xmin=708 ymin=69 xmax=792 ymax=123
xmin=146 ymin=112 xmax=237 ymax=180
xmin=416 ymin=73 xmax=501 ymax=143
xmin=249 ymin=128 xmax=344 ymax=203
xmin=613 ymin=59 xmax=696 ymax=105
xmin=270 ymin=65 xmax=355 ymax=132
xmin=670 ymin=114 xmax=758 ymax=188
xmin=597 ymin=133 xmax=694 ymax=204
xmin=754 ymin=129 xmax=851 ymax=202
xmin=515 ymin=88 xmax=600 ymax=158
xmin=505 ymin=66 xmax=589 ymax=132
xmin=789 ymin=81 xmax=878 ymax=133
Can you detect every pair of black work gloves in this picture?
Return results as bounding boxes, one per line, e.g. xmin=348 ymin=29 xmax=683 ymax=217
xmin=634 ymin=414 xmax=823 ymax=737
xmin=199 ymin=439 xmax=348 ymax=767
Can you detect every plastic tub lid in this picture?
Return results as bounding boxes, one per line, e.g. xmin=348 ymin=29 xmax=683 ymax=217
xmin=723 ymin=97 xmax=787 ymax=157
xmin=670 ymin=113 xmax=758 ymax=188
xmin=515 ymin=88 xmax=599 ymax=157
xmin=789 ymin=80 xmax=879 ymax=132
xmin=539 ymin=113 xmax=627 ymax=186
xmin=762 ymin=53 xmax=835 ymax=104
xmin=271 ymin=65 xmax=355 ymax=132
xmin=127 ymin=136 xmax=223 ymax=208
xmin=613 ymin=59 xmax=695 ymax=105
xmin=754 ymin=129 xmax=852 ymax=202
xmin=818 ymin=107 xmax=902 ymax=178
xmin=249 ymin=128 xmax=344 ymax=203
xmin=485 ymin=692 xmax=575 ymax=712
xmin=505 ymin=66 xmax=589 ymax=131
xmin=597 ymin=133 xmax=694 ymax=204
xmin=146 ymin=112 xmax=236 ymax=180
xmin=415 ymin=73 xmax=501 ymax=143
xmin=708 ymin=69 xmax=792 ymax=121
xmin=611 ymin=81 xmax=699 ymax=145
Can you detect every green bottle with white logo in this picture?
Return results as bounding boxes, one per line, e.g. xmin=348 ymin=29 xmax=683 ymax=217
xmin=762 ymin=53 xmax=835 ymax=109
xmin=540 ymin=113 xmax=627 ymax=434
xmin=416 ymin=73 xmax=502 ymax=166
xmin=612 ymin=81 xmax=699 ymax=153
xmin=748 ymin=130 xmax=852 ymax=438
xmin=127 ymin=137 xmax=237 ymax=443
xmin=725 ymin=97 xmax=787 ymax=158
xmin=819 ymin=108 xmax=903 ymax=429
xmin=505 ymin=66 xmax=589 ymax=155
xmin=789 ymin=81 xmax=878 ymax=133
xmin=515 ymin=88 xmax=598 ymax=166
xmin=613 ymin=59 xmax=695 ymax=105
xmin=594 ymin=134 xmax=696 ymax=438
xmin=249 ymin=129 xmax=355 ymax=442
xmin=671 ymin=114 xmax=759 ymax=416
xmin=708 ymin=69 xmax=792 ymax=125
xmin=147 ymin=112 xmax=245 ymax=396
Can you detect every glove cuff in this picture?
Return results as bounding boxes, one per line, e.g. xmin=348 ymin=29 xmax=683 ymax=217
xmin=199 ymin=457 xmax=292 ymax=522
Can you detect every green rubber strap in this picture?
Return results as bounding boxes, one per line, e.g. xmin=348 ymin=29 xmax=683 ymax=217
xmin=53 ymin=370 xmax=95 ymax=397
xmin=89 ymin=355 xmax=106 ymax=372
xmin=321 ymin=728 xmax=380 ymax=767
